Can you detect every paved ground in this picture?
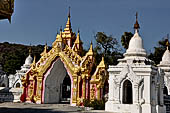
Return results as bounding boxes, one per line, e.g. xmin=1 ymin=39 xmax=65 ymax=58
xmin=0 ymin=102 xmax=107 ymax=113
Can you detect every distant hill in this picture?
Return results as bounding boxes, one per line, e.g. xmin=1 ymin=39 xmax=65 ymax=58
xmin=0 ymin=42 xmax=45 ymax=74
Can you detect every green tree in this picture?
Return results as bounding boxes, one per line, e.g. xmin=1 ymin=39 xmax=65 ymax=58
xmin=0 ymin=42 xmax=44 ymax=74
xmin=121 ymin=32 xmax=133 ymax=49
xmin=94 ymin=32 xmax=123 ymax=66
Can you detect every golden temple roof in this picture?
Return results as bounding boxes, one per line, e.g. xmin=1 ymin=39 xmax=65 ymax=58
xmin=87 ymin=41 xmax=93 ymax=55
xmin=98 ymin=56 xmax=105 ymax=68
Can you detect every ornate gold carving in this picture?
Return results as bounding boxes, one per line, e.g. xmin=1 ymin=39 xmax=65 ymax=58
xmin=21 ymin=10 xmax=107 ymax=105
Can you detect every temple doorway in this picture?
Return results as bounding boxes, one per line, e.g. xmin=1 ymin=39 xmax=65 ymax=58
xmin=122 ymin=80 xmax=133 ymax=104
xmin=60 ymin=74 xmax=71 ymax=103
xmin=164 ymin=85 xmax=168 ymax=96
xmin=43 ymin=58 xmax=72 ymax=104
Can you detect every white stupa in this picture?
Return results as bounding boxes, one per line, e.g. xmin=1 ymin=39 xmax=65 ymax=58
xmin=158 ymin=41 xmax=170 ymax=95
xmin=105 ymin=13 xmax=166 ymax=113
xmin=8 ymin=49 xmax=33 ymax=88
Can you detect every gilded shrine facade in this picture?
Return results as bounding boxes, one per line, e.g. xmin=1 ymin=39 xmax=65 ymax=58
xmin=20 ymin=9 xmax=108 ymax=106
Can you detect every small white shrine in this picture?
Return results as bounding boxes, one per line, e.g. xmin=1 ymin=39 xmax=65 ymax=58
xmin=105 ymin=14 xmax=166 ymax=113
xmin=8 ymin=50 xmax=33 ymax=88
xmin=158 ymin=42 xmax=170 ymax=95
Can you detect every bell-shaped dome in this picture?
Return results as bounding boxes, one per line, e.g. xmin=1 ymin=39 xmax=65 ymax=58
xmin=124 ymin=30 xmax=146 ymax=57
xmin=25 ymin=54 xmax=33 ymax=65
xmin=160 ymin=48 xmax=170 ymax=65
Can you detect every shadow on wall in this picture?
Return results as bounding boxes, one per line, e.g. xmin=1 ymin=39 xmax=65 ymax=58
xmin=0 ymin=87 xmax=14 ymax=102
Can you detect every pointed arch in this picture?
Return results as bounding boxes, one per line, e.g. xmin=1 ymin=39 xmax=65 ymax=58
xmin=122 ymin=79 xmax=133 ymax=104
xmin=16 ymin=82 xmax=21 ymax=88
xmin=164 ymin=85 xmax=168 ymax=96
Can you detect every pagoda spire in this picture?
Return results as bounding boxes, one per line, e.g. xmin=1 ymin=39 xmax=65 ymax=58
xmin=87 ymin=41 xmax=93 ymax=55
xmin=75 ymin=29 xmax=82 ymax=44
xmin=31 ymin=55 xmax=36 ymax=69
xmin=134 ymin=12 xmax=140 ymax=32
xmin=65 ymin=7 xmax=72 ymax=29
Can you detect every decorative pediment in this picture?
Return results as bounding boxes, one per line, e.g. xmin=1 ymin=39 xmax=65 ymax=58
xmin=116 ymin=65 xmax=141 ymax=85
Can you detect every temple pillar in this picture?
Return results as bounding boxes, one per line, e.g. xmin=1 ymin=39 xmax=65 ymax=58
xmin=71 ymin=75 xmax=78 ymax=106
xmin=36 ymin=76 xmax=43 ymax=104
xmin=133 ymin=84 xmax=139 ymax=104
xmin=82 ymin=77 xmax=86 ymax=99
xmin=97 ymin=88 xmax=101 ymax=100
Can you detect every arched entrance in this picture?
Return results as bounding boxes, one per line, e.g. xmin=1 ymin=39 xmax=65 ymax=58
xmin=43 ymin=58 xmax=72 ymax=104
xmin=122 ymin=80 xmax=133 ymax=104
xmin=164 ymin=85 xmax=168 ymax=95
xmin=16 ymin=82 xmax=21 ymax=88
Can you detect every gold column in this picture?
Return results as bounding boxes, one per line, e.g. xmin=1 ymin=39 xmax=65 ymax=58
xmin=97 ymin=88 xmax=101 ymax=100
xmin=36 ymin=76 xmax=43 ymax=103
xmin=72 ymin=76 xmax=78 ymax=105
xmin=77 ymin=76 xmax=81 ymax=98
xmin=82 ymin=75 xmax=86 ymax=99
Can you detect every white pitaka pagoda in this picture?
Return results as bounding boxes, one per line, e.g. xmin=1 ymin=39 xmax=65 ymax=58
xmin=8 ymin=49 xmax=33 ymax=88
xmin=158 ymin=40 xmax=170 ymax=95
xmin=105 ymin=13 xmax=166 ymax=113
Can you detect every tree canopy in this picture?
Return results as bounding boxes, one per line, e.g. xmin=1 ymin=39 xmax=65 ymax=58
xmin=94 ymin=32 xmax=123 ymax=67
xmin=0 ymin=42 xmax=44 ymax=74
xmin=121 ymin=32 xmax=133 ymax=50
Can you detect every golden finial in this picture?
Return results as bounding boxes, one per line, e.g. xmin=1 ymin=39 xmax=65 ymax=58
xmin=89 ymin=41 xmax=93 ymax=51
xmin=166 ymin=39 xmax=169 ymax=50
xmin=87 ymin=41 xmax=93 ymax=55
xmin=98 ymin=56 xmax=105 ymax=68
xmin=75 ymin=29 xmax=82 ymax=44
xmin=32 ymin=55 xmax=36 ymax=68
xmin=134 ymin=12 xmax=140 ymax=30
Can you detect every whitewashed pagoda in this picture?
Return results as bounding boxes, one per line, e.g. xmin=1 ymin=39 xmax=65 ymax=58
xmin=8 ymin=49 xmax=33 ymax=88
xmin=105 ymin=13 xmax=166 ymax=113
xmin=158 ymin=40 xmax=170 ymax=95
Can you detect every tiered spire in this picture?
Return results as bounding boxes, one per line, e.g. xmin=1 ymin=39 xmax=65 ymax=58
xmin=75 ymin=29 xmax=82 ymax=44
xmin=87 ymin=41 xmax=93 ymax=55
xmin=65 ymin=7 xmax=72 ymax=29
xmin=73 ymin=29 xmax=83 ymax=55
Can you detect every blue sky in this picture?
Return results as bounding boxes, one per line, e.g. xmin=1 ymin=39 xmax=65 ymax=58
xmin=0 ymin=0 xmax=170 ymax=53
